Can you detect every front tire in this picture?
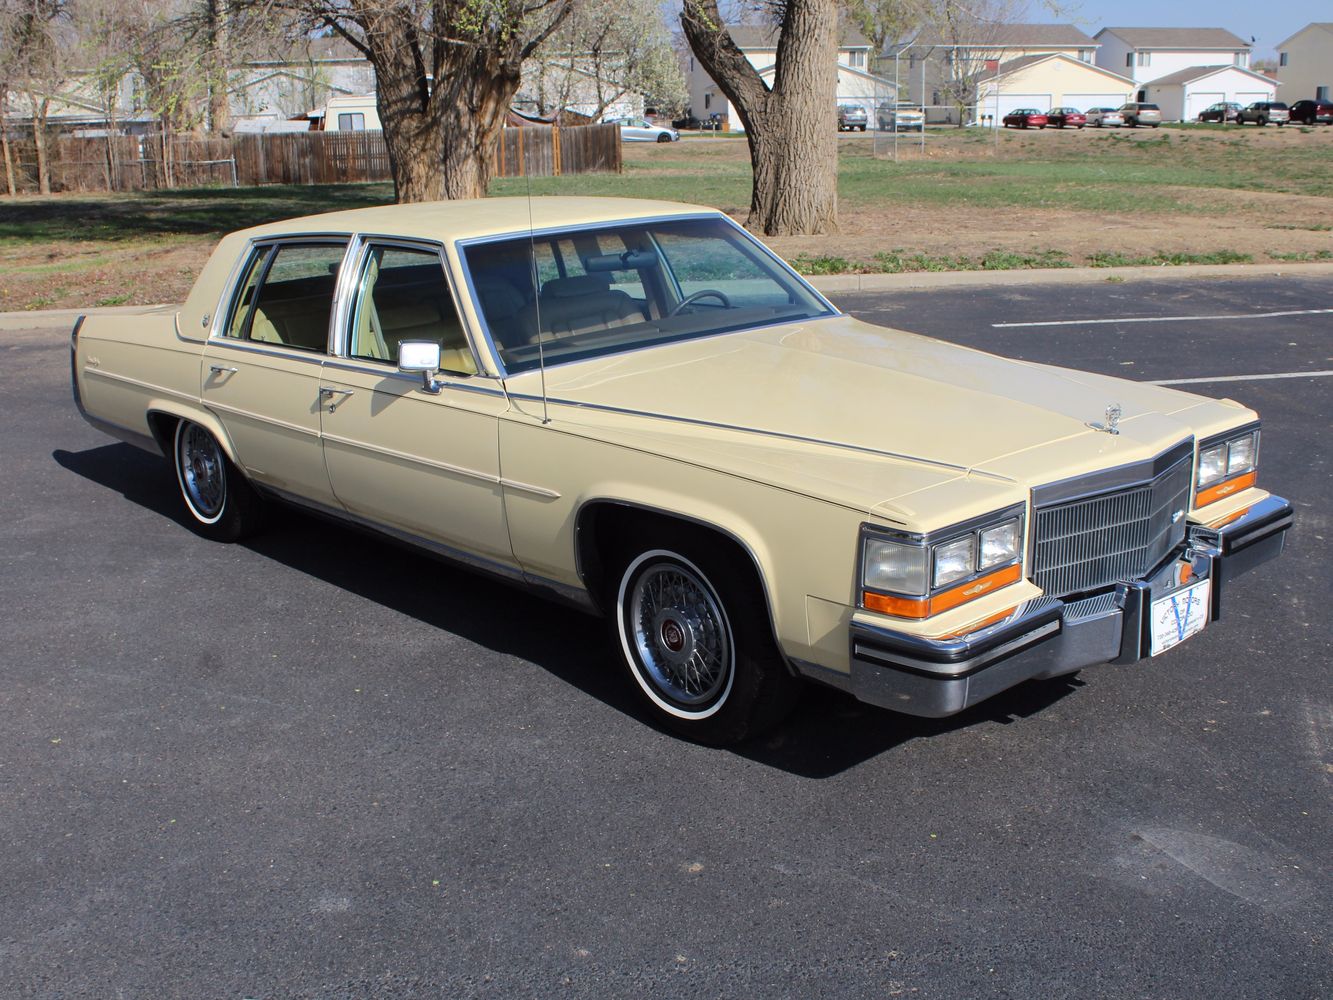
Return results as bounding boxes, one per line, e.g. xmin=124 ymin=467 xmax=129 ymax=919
xmin=611 ymin=539 xmax=800 ymax=745
xmin=173 ymin=420 xmax=263 ymax=542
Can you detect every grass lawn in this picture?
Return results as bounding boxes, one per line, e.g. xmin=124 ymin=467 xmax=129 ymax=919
xmin=2 ymin=126 xmax=1330 ymax=311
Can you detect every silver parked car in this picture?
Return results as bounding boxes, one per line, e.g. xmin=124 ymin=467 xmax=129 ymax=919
xmin=1119 ymin=103 xmax=1162 ymax=127
xmin=1085 ymin=107 xmax=1125 ymax=127
xmin=1236 ymin=102 xmax=1290 ymax=126
xmin=607 ymin=117 xmax=680 ymax=143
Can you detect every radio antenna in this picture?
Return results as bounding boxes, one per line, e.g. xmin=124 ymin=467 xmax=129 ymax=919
xmin=524 ymin=159 xmax=550 ymax=425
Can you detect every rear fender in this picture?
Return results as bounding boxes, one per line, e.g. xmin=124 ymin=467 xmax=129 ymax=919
xmin=145 ymin=402 xmax=243 ymax=467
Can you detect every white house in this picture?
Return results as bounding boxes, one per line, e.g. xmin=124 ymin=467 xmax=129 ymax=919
xmin=1276 ymin=23 xmax=1333 ymax=103
xmin=1094 ymin=27 xmax=1252 ymax=100
xmin=1143 ymin=65 xmax=1278 ymax=121
xmin=685 ymin=23 xmax=897 ymax=129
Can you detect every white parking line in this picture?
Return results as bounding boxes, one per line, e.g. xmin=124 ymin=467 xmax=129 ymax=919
xmin=993 ymin=308 xmax=1333 ymax=328
xmin=1149 ymin=370 xmax=1333 ymax=386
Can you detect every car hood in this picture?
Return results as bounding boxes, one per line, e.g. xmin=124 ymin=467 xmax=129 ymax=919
xmin=504 ymin=315 xmax=1248 ymax=524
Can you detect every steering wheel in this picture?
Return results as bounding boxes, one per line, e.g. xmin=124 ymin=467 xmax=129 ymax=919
xmin=669 ymin=289 xmax=731 ymax=316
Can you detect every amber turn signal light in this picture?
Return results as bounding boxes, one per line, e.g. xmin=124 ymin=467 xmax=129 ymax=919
xmin=863 ymin=563 xmax=1022 ymax=620
xmin=1196 ymin=470 xmax=1256 ymax=508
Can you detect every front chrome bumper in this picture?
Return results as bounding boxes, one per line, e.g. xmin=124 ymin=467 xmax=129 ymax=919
xmin=845 ymin=496 xmax=1294 ymax=718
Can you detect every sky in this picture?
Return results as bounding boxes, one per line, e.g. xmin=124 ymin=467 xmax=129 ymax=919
xmin=1025 ymin=0 xmax=1317 ymax=60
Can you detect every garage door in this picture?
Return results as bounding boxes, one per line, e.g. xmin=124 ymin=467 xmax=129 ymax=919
xmin=1064 ymin=93 xmax=1128 ymax=112
xmin=992 ymin=94 xmax=1052 ymax=120
xmin=1186 ymin=91 xmax=1224 ymax=120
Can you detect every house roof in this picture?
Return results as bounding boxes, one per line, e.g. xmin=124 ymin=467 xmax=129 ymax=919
xmin=909 ymin=23 xmax=1097 ymax=49
xmin=977 ymin=52 xmax=1134 ymax=86
xmin=726 ymin=22 xmax=870 ymax=49
xmin=1276 ymin=22 xmax=1333 ymax=50
xmin=1095 ymin=27 xmax=1249 ymax=50
xmin=1142 ymin=64 xmax=1278 ymax=87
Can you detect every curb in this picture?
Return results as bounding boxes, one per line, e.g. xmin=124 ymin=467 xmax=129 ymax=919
xmin=4 ymin=261 xmax=1332 ymax=331
xmin=804 ymin=260 xmax=1333 ymax=294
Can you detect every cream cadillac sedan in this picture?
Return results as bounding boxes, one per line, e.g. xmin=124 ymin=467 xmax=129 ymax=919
xmin=71 ymin=198 xmax=1293 ymax=744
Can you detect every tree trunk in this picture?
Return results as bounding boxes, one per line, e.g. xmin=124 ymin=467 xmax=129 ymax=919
xmin=370 ymin=24 xmax=522 ymax=203
xmin=682 ymin=0 xmax=839 ymax=235
xmin=2 ymin=133 xmax=16 ymax=196
xmin=206 ymin=0 xmax=230 ymax=133
xmin=30 ymin=96 xmax=50 ymax=195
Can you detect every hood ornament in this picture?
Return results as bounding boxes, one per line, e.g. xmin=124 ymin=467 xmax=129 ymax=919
xmin=1088 ymin=403 xmax=1122 ymax=435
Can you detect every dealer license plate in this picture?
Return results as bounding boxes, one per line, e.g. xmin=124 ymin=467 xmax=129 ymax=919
xmin=1149 ymin=578 xmax=1211 ymax=657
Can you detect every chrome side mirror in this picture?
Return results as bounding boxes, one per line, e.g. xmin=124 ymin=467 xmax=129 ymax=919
xmin=397 ymin=341 xmax=442 ymax=394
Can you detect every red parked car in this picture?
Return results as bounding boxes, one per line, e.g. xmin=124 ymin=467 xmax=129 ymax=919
xmin=1046 ymin=107 xmax=1087 ymax=128
xmin=1289 ymin=99 xmax=1333 ymax=125
xmin=1003 ymin=108 xmax=1048 ymax=129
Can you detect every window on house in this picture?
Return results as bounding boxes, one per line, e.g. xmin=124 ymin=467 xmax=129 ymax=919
xmin=1317 ymin=86 xmax=1329 ymax=101
xmin=849 ymin=50 xmax=866 ymax=68
xmin=1234 ymin=51 xmax=1246 ymax=66
xmin=1279 ymin=52 xmax=1288 ymax=67
xmin=1126 ymin=52 xmax=1134 ymax=67
xmin=1137 ymin=52 xmax=1151 ymax=67
xmin=337 ymin=113 xmax=366 ymax=131
xmin=1079 ymin=49 xmax=1092 ymax=62
xmin=704 ymin=94 xmax=711 ymax=110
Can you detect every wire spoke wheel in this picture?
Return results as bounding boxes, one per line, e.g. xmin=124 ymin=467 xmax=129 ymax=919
xmin=618 ymin=551 xmax=735 ymax=720
xmin=176 ymin=422 xmax=227 ymax=522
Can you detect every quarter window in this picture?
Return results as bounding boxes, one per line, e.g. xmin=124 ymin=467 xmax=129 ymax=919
xmin=224 ymin=242 xmax=346 ymax=352
xmin=348 ymin=245 xmax=476 ymax=374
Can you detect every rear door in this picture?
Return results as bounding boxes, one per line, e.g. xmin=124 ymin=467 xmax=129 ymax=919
xmin=318 ymin=239 xmax=514 ymax=565
xmin=201 ymin=240 xmax=347 ymax=506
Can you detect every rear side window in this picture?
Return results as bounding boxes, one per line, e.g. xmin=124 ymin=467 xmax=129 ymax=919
xmin=223 ymin=242 xmax=347 ymax=352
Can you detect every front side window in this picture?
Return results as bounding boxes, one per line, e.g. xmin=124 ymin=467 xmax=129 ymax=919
xmin=463 ymin=218 xmax=833 ymax=374
xmin=348 ymin=244 xmax=476 ymax=374
xmin=224 ymin=242 xmax=347 ymax=352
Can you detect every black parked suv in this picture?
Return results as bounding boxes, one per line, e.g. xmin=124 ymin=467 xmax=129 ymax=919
xmin=1289 ymin=99 xmax=1333 ymax=125
xmin=1236 ymin=102 xmax=1289 ymax=126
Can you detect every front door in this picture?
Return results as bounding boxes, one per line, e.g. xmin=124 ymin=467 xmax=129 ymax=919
xmin=201 ymin=240 xmax=347 ymax=507
xmin=319 ymin=241 xmax=513 ymax=566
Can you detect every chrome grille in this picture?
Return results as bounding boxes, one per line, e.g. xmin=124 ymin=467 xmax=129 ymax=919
xmin=1033 ymin=453 xmax=1193 ymax=598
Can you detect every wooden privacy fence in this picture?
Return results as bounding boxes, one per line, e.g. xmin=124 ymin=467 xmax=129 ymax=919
xmin=3 ymin=123 xmax=622 ymax=194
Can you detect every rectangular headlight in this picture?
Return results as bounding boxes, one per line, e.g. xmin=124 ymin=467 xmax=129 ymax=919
xmin=979 ymin=519 xmax=1022 ymax=569
xmin=1227 ymin=432 xmax=1256 ymax=475
xmin=1197 ymin=443 xmax=1228 ymax=487
xmin=863 ymin=537 xmax=928 ymax=596
xmin=933 ymin=535 xmax=977 ymax=588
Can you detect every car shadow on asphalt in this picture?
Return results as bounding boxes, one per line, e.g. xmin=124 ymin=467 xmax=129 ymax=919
xmin=54 ymin=442 xmax=1083 ymax=779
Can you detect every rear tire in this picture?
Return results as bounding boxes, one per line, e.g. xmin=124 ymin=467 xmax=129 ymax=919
xmin=173 ymin=420 xmax=264 ymax=542
xmin=609 ymin=533 xmax=800 ymax=745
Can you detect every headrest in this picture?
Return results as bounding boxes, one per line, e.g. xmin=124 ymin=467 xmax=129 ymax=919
xmin=542 ymin=274 xmax=611 ymax=299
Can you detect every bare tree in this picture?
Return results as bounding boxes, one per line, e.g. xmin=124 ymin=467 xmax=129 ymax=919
xmin=929 ymin=0 xmax=1027 ymax=124
xmin=6 ymin=0 xmax=73 ymax=194
xmin=260 ymin=1 xmax=573 ymax=203
xmin=523 ymin=0 xmax=686 ymax=120
xmin=843 ymin=0 xmax=926 ymax=55
xmin=681 ymin=0 xmax=839 ymax=236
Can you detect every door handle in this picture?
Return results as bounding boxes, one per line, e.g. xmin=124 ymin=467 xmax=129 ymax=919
xmin=208 ymin=365 xmax=238 ymax=375
xmin=319 ymin=386 xmax=354 ymax=411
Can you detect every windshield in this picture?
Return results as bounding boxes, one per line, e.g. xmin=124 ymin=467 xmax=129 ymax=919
xmin=461 ymin=216 xmax=834 ymax=374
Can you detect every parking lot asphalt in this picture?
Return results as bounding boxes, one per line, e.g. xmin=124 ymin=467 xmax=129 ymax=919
xmin=2 ymin=274 xmax=1330 ymax=998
